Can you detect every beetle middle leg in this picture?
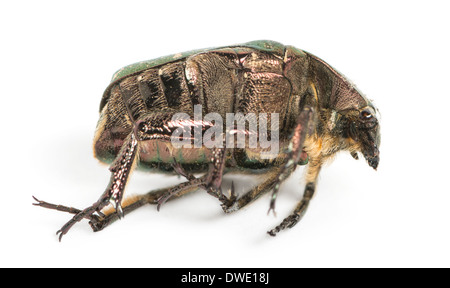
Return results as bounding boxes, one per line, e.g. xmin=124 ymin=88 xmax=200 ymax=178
xmin=156 ymin=149 xmax=229 ymax=210
xmin=156 ymin=175 xmax=207 ymax=210
xmin=218 ymin=165 xmax=295 ymax=213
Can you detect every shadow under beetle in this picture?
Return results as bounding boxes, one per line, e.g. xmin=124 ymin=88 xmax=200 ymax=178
xmin=34 ymin=40 xmax=380 ymax=241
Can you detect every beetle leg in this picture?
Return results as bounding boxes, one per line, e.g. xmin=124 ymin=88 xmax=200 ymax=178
xmin=219 ymin=180 xmax=237 ymax=212
xmin=89 ymin=194 xmax=148 ymax=232
xmin=171 ymin=158 xmax=210 ymax=191
xmin=171 ymin=158 xmax=194 ymax=180
xmin=268 ymin=106 xmax=314 ymax=215
xmin=170 ymin=142 xmax=227 ymax=196
xmin=156 ymin=176 xmax=207 ymax=210
xmin=32 ymin=196 xmax=104 ymax=221
xmin=48 ymin=133 xmax=139 ymax=241
xmin=89 ymin=184 xmax=199 ymax=232
xmin=267 ymin=183 xmax=315 ymax=236
xmin=176 ymin=145 xmax=229 ymax=203
xmin=34 ymin=182 xmax=199 ymax=233
xmin=205 ymin=147 xmax=227 ymax=198
xmin=267 ymin=156 xmax=323 ymax=236
xmin=171 ymin=156 xmax=235 ymax=208
xmin=149 ymin=158 xmax=208 ymax=210
xmin=220 ymin=166 xmax=295 ymax=214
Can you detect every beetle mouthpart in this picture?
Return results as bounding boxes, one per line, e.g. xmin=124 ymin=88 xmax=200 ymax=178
xmin=350 ymin=151 xmax=359 ymax=160
xmin=363 ymin=150 xmax=379 ymax=170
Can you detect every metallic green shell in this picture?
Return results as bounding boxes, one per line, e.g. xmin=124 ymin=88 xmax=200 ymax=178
xmin=109 ymin=48 xmax=209 ymax=84
xmin=99 ymin=40 xmax=289 ymax=112
xmin=110 ymin=40 xmax=285 ymax=82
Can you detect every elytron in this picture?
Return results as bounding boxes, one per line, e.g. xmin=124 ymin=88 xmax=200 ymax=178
xmin=34 ymin=40 xmax=380 ymax=240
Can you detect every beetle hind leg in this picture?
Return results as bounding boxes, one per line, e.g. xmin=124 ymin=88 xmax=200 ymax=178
xmin=34 ymin=133 xmax=139 ymax=241
xmin=32 ymin=196 xmax=103 ymax=222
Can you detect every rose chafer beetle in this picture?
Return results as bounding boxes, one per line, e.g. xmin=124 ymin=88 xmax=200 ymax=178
xmin=34 ymin=40 xmax=380 ymax=240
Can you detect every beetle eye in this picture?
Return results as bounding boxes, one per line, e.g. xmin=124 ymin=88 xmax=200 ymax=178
xmin=360 ymin=110 xmax=372 ymax=120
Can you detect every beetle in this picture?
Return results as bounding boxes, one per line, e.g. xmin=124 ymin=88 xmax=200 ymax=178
xmin=33 ymin=40 xmax=380 ymax=241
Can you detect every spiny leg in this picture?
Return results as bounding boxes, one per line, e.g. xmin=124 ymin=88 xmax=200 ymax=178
xmin=156 ymin=144 xmax=228 ymax=210
xmin=169 ymin=157 xmax=235 ymax=207
xmin=268 ymin=106 xmax=314 ymax=215
xmin=153 ymin=157 xmax=207 ymax=210
xmin=90 ymin=184 xmax=199 ymax=232
xmin=35 ymin=133 xmax=139 ymax=241
xmin=156 ymin=176 xmax=206 ymax=211
xmin=90 ymin=95 xmax=226 ymax=229
xmin=220 ymin=165 xmax=295 ymax=214
xmin=34 ymin=182 xmax=199 ymax=233
xmin=205 ymin=147 xmax=227 ymax=197
xmin=267 ymin=157 xmax=323 ymax=236
xmin=267 ymin=183 xmax=315 ymax=236
xmin=94 ymin=147 xmax=230 ymax=229
xmin=33 ymin=196 xmax=103 ymax=221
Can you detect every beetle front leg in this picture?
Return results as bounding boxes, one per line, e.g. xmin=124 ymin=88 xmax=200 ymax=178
xmin=268 ymin=106 xmax=314 ymax=215
xmin=51 ymin=133 xmax=138 ymax=241
xmin=267 ymin=157 xmax=322 ymax=236
xmin=267 ymin=183 xmax=315 ymax=236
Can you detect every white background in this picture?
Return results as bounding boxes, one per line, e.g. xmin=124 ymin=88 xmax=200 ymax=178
xmin=2 ymin=0 xmax=449 ymax=268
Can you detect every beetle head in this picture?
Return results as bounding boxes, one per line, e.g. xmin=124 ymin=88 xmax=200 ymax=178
xmin=308 ymin=53 xmax=381 ymax=170
xmin=332 ymin=104 xmax=380 ymax=170
xmin=347 ymin=104 xmax=380 ymax=169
